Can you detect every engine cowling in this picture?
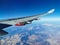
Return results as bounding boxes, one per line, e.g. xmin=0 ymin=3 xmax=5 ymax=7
xmin=15 ymin=22 xmax=25 ymax=26
xmin=26 ymin=21 xmax=31 ymax=24
xmin=15 ymin=21 xmax=32 ymax=26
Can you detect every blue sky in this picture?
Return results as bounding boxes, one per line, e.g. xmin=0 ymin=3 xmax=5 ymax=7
xmin=0 ymin=0 xmax=60 ymax=19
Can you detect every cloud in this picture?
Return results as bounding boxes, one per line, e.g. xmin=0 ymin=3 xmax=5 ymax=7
xmin=42 ymin=23 xmax=53 ymax=26
xmin=27 ymin=27 xmax=33 ymax=30
xmin=28 ymin=35 xmax=38 ymax=41
xmin=1 ymin=34 xmax=21 ymax=45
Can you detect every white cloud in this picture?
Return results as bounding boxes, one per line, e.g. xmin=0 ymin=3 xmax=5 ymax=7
xmin=42 ymin=23 xmax=53 ymax=26
xmin=1 ymin=34 xmax=21 ymax=45
xmin=27 ymin=27 xmax=33 ymax=30
xmin=28 ymin=35 xmax=38 ymax=41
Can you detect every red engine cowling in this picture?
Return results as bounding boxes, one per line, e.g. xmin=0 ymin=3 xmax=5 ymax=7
xmin=15 ymin=21 xmax=32 ymax=26
xmin=15 ymin=22 xmax=25 ymax=26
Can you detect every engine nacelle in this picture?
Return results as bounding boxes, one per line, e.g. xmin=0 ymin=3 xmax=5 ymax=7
xmin=15 ymin=20 xmax=32 ymax=26
xmin=15 ymin=21 xmax=31 ymax=26
xmin=26 ymin=21 xmax=31 ymax=24
xmin=15 ymin=22 xmax=25 ymax=26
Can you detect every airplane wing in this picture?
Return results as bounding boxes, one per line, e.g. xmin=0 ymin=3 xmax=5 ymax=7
xmin=0 ymin=9 xmax=55 ymax=36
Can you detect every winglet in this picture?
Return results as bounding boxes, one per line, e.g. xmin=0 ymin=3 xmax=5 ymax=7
xmin=39 ymin=9 xmax=55 ymax=16
xmin=47 ymin=9 xmax=55 ymax=14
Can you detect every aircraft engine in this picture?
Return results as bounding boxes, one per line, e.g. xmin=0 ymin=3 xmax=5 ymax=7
xmin=15 ymin=21 xmax=31 ymax=26
xmin=15 ymin=22 xmax=26 ymax=26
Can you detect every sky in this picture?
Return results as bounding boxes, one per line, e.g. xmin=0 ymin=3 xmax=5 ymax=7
xmin=0 ymin=0 xmax=60 ymax=19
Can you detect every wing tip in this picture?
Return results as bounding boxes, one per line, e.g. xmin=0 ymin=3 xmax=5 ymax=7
xmin=47 ymin=9 xmax=55 ymax=14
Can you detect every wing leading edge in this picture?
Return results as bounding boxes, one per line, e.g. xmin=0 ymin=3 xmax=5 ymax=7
xmin=0 ymin=9 xmax=55 ymax=25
